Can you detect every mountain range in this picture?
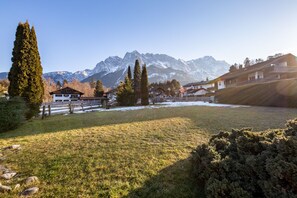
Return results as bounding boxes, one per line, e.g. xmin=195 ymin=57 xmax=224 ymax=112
xmin=0 ymin=50 xmax=230 ymax=87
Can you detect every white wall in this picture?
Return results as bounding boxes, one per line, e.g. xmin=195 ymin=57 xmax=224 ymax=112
xmin=217 ymin=80 xmax=225 ymax=90
xmin=53 ymin=94 xmax=81 ymax=102
xmin=193 ymin=89 xmax=208 ymax=96
xmin=186 ymin=83 xmax=215 ymax=90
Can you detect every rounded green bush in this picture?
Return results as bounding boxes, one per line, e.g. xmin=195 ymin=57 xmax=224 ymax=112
xmin=191 ymin=119 xmax=297 ymax=197
xmin=0 ymin=97 xmax=27 ymax=132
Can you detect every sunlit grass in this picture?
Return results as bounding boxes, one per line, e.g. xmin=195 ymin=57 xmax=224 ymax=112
xmin=0 ymin=105 xmax=296 ymax=197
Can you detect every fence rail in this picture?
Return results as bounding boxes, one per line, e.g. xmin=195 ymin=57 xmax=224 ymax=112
xmin=40 ymin=100 xmax=108 ymax=119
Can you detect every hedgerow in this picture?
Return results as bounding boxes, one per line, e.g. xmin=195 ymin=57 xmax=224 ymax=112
xmin=191 ymin=119 xmax=297 ymax=197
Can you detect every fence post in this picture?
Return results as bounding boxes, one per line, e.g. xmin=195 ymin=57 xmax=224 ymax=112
xmin=48 ymin=105 xmax=51 ymax=116
xmin=102 ymin=100 xmax=107 ymax=108
xmin=69 ymin=103 xmax=73 ymax=114
xmin=42 ymin=105 xmax=46 ymax=119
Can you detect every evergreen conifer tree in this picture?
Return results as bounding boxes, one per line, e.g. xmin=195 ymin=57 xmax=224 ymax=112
xmin=141 ymin=64 xmax=149 ymax=105
xmin=133 ymin=59 xmax=141 ymax=103
xmin=116 ymin=76 xmax=134 ymax=106
xmin=8 ymin=22 xmax=31 ymax=97
xmin=8 ymin=21 xmax=44 ymax=119
xmin=94 ymin=80 xmax=104 ymax=97
xmin=24 ymin=26 xmax=44 ymax=118
xmin=56 ymin=81 xmax=62 ymax=89
xmin=127 ymin=65 xmax=132 ymax=81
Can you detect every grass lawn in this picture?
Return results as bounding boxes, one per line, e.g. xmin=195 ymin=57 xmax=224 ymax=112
xmin=0 ymin=105 xmax=297 ymax=197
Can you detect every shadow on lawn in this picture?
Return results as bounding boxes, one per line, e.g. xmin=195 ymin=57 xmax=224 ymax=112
xmin=124 ymin=158 xmax=205 ymax=198
xmin=0 ymin=107 xmax=180 ymax=139
xmin=1 ymin=105 xmax=296 ymax=139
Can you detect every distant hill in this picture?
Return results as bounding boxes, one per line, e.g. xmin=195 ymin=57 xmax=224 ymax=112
xmin=0 ymin=72 xmax=8 ymax=79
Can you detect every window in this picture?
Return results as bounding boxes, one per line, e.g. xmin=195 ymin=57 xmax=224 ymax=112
xmin=56 ymin=100 xmax=62 ymax=102
xmin=279 ymin=62 xmax=287 ymax=67
xmin=64 ymin=100 xmax=69 ymax=102
xmin=56 ymin=94 xmax=62 ymax=97
xmin=64 ymin=94 xmax=69 ymax=97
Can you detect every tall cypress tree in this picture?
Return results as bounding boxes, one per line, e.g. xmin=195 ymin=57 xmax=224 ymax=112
xmin=133 ymin=59 xmax=141 ymax=103
xmin=24 ymin=26 xmax=44 ymax=118
xmin=8 ymin=22 xmax=44 ymax=119
xmin=8 ymin=22 xmax=31 ymax=97
xmin=141 ymin=64 xmax=149 ymax=105
xmin=127 ymin=65 xmax=132 ymax=81
xmin=94 ymin=80 xmax=104 ymax=97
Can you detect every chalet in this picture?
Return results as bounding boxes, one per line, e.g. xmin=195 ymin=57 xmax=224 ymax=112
xmin=215 ymin=53 xmax=297 ymax=90
xmin=50 ymin=87 xmax=84 ymax=102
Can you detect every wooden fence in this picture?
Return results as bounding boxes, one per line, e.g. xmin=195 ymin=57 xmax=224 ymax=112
xmin=174 ymin=96 xmax=215 ymax=102
xmin=40 ymin=100 xmax=108 ymax=119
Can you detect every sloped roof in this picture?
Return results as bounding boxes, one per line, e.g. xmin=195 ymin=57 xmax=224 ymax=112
xmin=50 ymin=87 xmax=84 ymax=95
xmin=216 ymin=53 xmax=297 ymax=81
xmin=183 ymin=80 xmax=211 ymax=87
xmin=186 ymin=88 xmax=207 ymax=93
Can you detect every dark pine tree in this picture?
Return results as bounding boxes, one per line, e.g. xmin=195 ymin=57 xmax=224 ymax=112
xmin=94 ymin=80 xmax=104 ymax=97
xmin=8 ymin=22 xmax=31 ymax=97
xmin=141 ymin=64 xmax=149 ymax=105
xmin=116 ymin=76 xmax=134 ymax=106
xmin=127 ymin=65 xmax=132 ymax=81
xmin=56 ymin=81 xmax=62 ymax=89
xmin=133 ymin=59 xmax=141 ymax=103
xmin=24 ymin=26 xmax=44 ymax=119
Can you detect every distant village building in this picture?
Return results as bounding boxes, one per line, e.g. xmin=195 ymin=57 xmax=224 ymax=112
xmin=214 ymin=53 xmax=297 ymax=90
xmin=182 ymin=80 xmax=216 ymax=97
xmin=50 ymin=87 xmax=84 ymax=102
xmin=105 ymin=88 xmax=117 ymax=102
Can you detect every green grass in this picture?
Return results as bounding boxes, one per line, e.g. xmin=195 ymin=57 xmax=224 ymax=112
xmin=0 ymin=105 xmax=297 ymax=197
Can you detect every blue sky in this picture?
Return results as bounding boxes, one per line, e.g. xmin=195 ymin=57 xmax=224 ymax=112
xmin=1 ymin=0 xmax=297 ymax=73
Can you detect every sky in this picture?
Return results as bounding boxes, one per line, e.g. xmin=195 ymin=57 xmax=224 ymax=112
xmin=0 ymin=0 xmax=297 ymax=73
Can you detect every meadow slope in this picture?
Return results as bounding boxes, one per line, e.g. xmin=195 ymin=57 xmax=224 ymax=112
xmin=0 ymin=106 xmax=297 ymax=197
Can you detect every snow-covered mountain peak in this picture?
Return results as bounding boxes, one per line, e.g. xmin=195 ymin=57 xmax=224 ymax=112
xmin=17 ymin=51 xmax=230 ymax=88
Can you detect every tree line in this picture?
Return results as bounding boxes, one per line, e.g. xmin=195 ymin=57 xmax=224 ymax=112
xmin=116 ymin=59 xmax=149 ymax=106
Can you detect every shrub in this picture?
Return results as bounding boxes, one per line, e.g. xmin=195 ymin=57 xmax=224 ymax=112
xmin=0 ymin=97 xmax=27 ymax=132
xmin=191 ymin=119 xmax=297 ymax=197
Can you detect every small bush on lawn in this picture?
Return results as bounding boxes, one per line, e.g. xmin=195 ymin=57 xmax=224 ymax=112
xmin=0 ymin=97 xmax=27 ymax=132
xmin=191 ymin=119 xmax=297 ymax=198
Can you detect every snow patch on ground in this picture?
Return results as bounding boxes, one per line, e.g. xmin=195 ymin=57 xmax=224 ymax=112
xmin=75 ymin=101 xmax=247 ymax=114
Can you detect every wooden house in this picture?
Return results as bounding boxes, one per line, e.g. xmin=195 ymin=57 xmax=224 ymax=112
xmin=214 ymin=53 xmax=297 ymax=90
xmin=50 ymin=87 xmax=84 ymax=102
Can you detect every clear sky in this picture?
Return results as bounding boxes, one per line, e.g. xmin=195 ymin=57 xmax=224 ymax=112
xmin=0 ymin=0 xmax=297 ymax=73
